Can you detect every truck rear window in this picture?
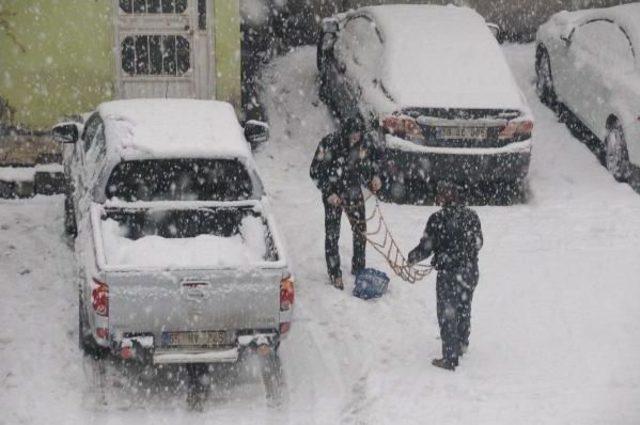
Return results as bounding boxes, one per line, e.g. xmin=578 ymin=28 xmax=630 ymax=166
xmin=106 ymin=159 xmax=253 ymax=202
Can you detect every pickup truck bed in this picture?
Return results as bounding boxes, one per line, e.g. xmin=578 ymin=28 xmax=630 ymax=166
xmin=89 ymin=201 xmax=287 ymax=363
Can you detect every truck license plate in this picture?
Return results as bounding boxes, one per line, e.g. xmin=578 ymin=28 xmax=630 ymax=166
xmin=437 ymin=126 xmax=487 ymax=140
xmin=162 ymin=331 xmax=226 ymax=347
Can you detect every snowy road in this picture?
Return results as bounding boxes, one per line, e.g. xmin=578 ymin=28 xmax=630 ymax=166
xmin=1 ymin=44 xmax=640 ymax=425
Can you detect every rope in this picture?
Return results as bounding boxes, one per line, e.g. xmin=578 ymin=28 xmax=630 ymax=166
xmin=345 ymin=194 xmax=434 ymax=284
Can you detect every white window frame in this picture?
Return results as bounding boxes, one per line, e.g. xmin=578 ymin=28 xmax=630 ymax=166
xmin=113 ymin=0 xmax=215 ymax=99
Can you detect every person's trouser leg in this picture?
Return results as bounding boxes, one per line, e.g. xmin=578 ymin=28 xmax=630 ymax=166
xmin=436 ymin=269 xmax=459 ymax=364
xmin=457 ymin=265 xmax=479 ymax=349
xmin=323 ymin=197 xmax=343 ymax=280
xmin=344 ymin=191 xmax=366 ymax=274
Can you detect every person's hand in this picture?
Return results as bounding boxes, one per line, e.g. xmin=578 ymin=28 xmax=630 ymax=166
xmin=369 ymin=176 xmax=382 ymax=193
xmin=407 ymin=249 xmax=421 ymax=266
xmin=327 ymin=194 xmax=342 ymax=206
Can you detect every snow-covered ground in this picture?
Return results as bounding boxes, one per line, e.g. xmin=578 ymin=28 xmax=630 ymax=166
xmin=1 ymin=44 xmax=639 ymax=424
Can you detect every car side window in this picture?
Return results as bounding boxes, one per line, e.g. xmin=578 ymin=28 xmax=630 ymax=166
xmin=335 ymin=17 xmax=383 ymax=85
xmin=572 ymin=20 xmax=635 ymax=72
xmin=82 ymin=113 xmax=102 ymax=153
xmin=83 ymin=121 xmax=107 ymax=186
xmin=86 ymin=121 xmax=107 ymax=169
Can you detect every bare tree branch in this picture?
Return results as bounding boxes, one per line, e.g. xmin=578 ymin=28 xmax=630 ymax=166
xmin=0 ymin=10 xmax=27 ymax=53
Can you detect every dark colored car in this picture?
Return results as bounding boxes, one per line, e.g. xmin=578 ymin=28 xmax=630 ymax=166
xmin=317 ymin=5 xmax=534 ymax=199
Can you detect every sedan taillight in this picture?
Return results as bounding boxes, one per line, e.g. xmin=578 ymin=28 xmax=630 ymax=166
xmin=499 ymin=120 xmax=533 ymax=140
xmin=381 ymin=114 xmax=425 ymax=142
xmin=91 ymin=279 xmax=109 ymax=317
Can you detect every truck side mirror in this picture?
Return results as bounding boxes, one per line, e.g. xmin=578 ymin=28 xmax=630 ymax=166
xmin=244 ymin=120 xmax=269 ymax=147
xmin=52 ymin=122 xmax=79 ymax=144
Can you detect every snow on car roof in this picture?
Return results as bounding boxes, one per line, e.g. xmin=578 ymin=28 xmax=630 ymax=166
xmin=99 ymin=99 xmax=251 ymax=161
xmin=545 ymin=3 xmax=640 ymax=49
xmin=362 ymin=5 xmax=524 ymax=110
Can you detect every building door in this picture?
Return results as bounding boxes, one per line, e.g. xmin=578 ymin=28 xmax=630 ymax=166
xmin=115 ymin=0 xmax=214 ymax=99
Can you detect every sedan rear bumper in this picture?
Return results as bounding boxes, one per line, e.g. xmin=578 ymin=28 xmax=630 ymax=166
xmin=384 ymin=135 xmax=532 ymax=183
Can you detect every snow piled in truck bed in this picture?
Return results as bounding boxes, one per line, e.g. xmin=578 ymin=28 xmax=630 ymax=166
xmin=99 ymin=99 xmax=251 ymax=161
xmin=102 ymin=215 xmax=266 ymax=268
xmin=366 ymin=5 xmax=524 ymax=109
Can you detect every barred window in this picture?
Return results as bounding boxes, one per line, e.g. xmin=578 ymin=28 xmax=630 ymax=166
xmin=119 ymin=0 xmax=187 ymax=14
xmin=121 ymin=35 xmax=190 ymax=76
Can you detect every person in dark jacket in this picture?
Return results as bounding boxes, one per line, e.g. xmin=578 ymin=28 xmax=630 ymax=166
xmin=408 ymin=181 xmax=483 ymax=371
xmin=310 ymin=116 xmax=382 ymax=290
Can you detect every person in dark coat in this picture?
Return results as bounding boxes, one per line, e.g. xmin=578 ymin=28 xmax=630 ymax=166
xmin=408 ymin=181 xmax=483 ymax=371
xmin=310 ymin=116 xmax=382 ymax=290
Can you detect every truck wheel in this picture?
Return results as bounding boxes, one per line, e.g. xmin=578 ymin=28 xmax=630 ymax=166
xmin=78 ymin=294 xmax=107 ymax=359
xmin=260 ymin=351 xmax=285 ymax=406
xmin=64 ymin=194 xmax=77 ymax=237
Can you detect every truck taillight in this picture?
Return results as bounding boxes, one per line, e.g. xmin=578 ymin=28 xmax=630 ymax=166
xmin=381 ymin=114 xmax=424 ymax=142
xmin=280 ymin=322 xmax=291 ymax=334
xmin=499 ymin=120 xmax=533 ymax=140
xmin=280 ymin=275 xmax=295 ymax=312
xmin=91 ymin=279 xmax=109 ymax=317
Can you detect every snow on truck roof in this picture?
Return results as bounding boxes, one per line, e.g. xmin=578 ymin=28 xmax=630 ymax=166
xmin=98 ymin=99 xmax=251 ymax=161
xmin=361 ymin=5 xmax=524 ymax=110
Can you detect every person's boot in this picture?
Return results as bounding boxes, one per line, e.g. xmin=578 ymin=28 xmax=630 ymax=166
xmin=458 ymin=342 xmax=469 ymax=358
xmin=432 ymin=358 xmax=457 ymax=371
xmin=330 ymin=276 xmax=344 ymax=290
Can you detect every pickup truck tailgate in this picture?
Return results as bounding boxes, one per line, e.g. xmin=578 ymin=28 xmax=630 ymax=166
xmin=106 ymin=268 xmax=282 ymax=338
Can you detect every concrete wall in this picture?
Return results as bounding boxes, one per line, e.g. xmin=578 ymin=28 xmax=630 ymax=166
xmin=0 ymin=0 xmax=242 ymax=130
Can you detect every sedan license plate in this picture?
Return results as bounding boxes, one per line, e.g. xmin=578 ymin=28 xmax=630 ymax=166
xmin=162 ymin=331 xmax=226 ymax=347
xmin=437 ymin=126 xmax=487 ymax=140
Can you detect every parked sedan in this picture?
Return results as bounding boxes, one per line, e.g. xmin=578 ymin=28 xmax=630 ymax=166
xmin=317 ymin=5 xmax=534 ymax=198
xmin=536 ymin=3 xmax=640 ymax=182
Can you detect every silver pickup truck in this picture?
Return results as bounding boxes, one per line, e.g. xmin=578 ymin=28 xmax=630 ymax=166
xmin=53 ymin=100 xmax=293 ymax=398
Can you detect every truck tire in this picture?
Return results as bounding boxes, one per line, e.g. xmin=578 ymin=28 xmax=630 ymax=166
xmin=64 ymin=194 xmax=77 ymax=237
xmin=78 ymin=294 xmax=108 ymax=359
xmin=260 ymin=351 xmax=285 ymax=406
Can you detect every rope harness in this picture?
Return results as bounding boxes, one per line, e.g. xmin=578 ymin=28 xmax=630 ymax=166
xmin=345 ymin=194 xmax=434 ymax=284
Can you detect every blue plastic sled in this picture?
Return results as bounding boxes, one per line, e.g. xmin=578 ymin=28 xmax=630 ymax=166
xmin=353 ymin=268 xmax=390 ymax=300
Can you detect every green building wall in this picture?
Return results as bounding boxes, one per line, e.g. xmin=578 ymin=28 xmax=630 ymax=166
xmin=214 ymin=0 xmax=241 ymax=109
xmin=0 ymin=0 xmax=115 ymax=130
xmin=0 ymin=0 xmax=241 ymax=130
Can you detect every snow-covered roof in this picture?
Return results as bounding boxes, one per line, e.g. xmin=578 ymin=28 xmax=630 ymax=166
xmin=99 ymin=99 xmax=251 ymax=161
xmin=362 ymin=5 xmax=525 ymax=110
xmin=543 ymin=3 xmax=640 ymax=50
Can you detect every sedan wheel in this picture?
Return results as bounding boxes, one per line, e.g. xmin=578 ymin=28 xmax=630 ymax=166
xmin=535 ymin=49 xmax=556 ymax=109
xmin=605 ymin=124 xmax=631 ymax=182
